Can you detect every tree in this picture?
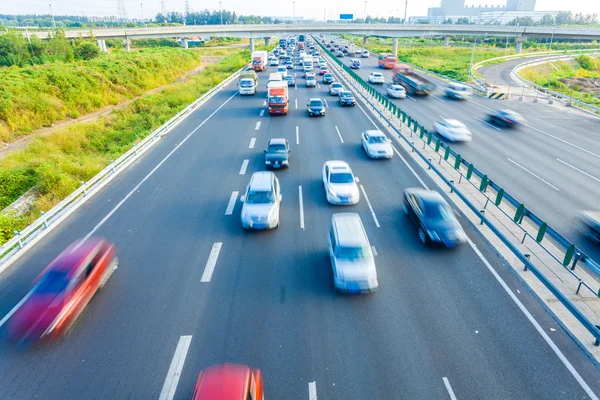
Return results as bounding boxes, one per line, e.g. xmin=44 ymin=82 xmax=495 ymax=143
xmin=538 ymin=14 xmax=555 ymax=26
xmin=74 ymin=42 xmax=100 ymax=60
xmin=555 ymin=11 xmax=572 ymax=25
xmin=507 ymin=16 xmax=535 ymax=26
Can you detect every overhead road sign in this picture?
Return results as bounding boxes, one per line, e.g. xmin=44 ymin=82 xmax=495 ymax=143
xmin=340 ymin=14 xmax=353 ymax=20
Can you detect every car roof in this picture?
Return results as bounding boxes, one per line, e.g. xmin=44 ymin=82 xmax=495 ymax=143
xmin=371 ymin=72 xmax=383 ymax=76
xmin=331 ymin=82 xmax=343 ymax=86
xmin=268 ymin=138 xmax=287 ymax=145
xmin=340 ymin=91 xmax=353 ymax=95
xmin=193 ymin=363 xmax=250 ymax=400
xmin=365 ymin=129 xmax=385 ymax=137
xmin=49 ymin=239 xmax=105 ymax=277
xmin=390 ymin=85 xmax=404 ymax=90
xmin=249 ymin=171 xmax=274 ymax=191
xmin=325 ymin=160 xmax=352 ymax=172
xmin=309 ymin=97 xmax=323 ymax=102
xmin=444 ymin=119 xmax=466 ymax=127
xmin=406 ymin=188 xmax=445 ymax=204
xmin=331 ymin=213 xmax=368 ymax=247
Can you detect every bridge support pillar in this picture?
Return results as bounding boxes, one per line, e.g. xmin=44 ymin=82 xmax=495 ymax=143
xmin=515 ymin=36 xmax=525 ymax=54
xmin=97 ymin=39 xmax=107 ymax=53
xmin=124 ymin=38 xmax=131 ymax=52
xmin=250 ymin=37 xmax=255 ymax=53
xmin=444 ymin=36 xmax=450 ymax=47
xmin=182 ymin=38 xmax=189 ymax=49
xmin=392 ymin=38 xmax=398 ymax=57
xmin=363 ymin=36 xmax=368 ymax=46
xmin=264 ymin=37 xmax=270 ymax=47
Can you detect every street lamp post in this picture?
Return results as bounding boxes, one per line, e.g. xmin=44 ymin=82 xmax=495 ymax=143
xmin=293 ymin=1 xmax=295 ymax=23
xmin=220 ymin=2 xmax=223 ymax=25
xmin=403 ymin=0 xmax=408 ymax=24
xmin=49 ymin=3 xmax=56 ymax=28
xmin=140 ymin=2 xmax=146 ymax=26
xmin=364 ymin=1 xmax=367 ymax=21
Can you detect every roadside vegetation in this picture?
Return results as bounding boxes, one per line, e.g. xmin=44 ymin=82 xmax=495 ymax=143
xmin=0 ymin=49 xmax=250 ymax=243
xmin=518 ymin=55 xmax=600 ymax=106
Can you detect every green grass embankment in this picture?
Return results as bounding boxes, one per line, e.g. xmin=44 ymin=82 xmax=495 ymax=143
xmin=0 ymin=50 xmax=250 ymax=243
xmin=0 ymin=48 xmax=204 ymax=143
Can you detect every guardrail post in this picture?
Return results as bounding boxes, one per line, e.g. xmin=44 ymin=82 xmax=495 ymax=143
xmin=81 ymin=181 xmax=88 ymax=197
xmin=523 ymin=253 xmax=530 ymax=271
xmin=41 ymin=211 xmax=48 ymax=229
xmin=570 ymin=252 xmax=582 ymax=271
xmin=110 ymin=160 xmax=116 ymax=174
xmin=411 ymin=141 xmax=415 ymax=152
xmin=449 ymin=180 xmax=454 ymax=193
xmin=595 ymin=326 xmax=600 ymax=346
xmin=427 ymin=158 xmax=432 ymax=169
xmin=14 ymin=231 xmax=23 ymax=249
xmin=479 ymin=209 xmax=485 ymax=225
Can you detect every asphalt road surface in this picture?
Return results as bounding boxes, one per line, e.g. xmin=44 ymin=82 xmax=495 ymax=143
xmin=0 ymin=52 xmax=600 ymax=400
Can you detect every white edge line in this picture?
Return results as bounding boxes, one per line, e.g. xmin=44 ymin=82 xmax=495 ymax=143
xmin=442 ymin=377 xmax=458 ymax=400
xmin=335 ymin=125 xmax=344 ymax=143
xmin=506 ymin=158 xmax=559 ymax=191
xmin=308 ymin=381 xmax=317 ymax=400
xmin=225 ymin=191 xmax=239 ymax=215
xmin=299 ymin=185 xmax=305 ymax=230
xmin=158 ymin=335 xmax=193 ymax=400
xmin=201 ymin=242 xmax=223 ymax=283
xmin=359 ymin=184 xmax=380 ymax=228
xmin=557 ymin=158 xmax=600 ymax=183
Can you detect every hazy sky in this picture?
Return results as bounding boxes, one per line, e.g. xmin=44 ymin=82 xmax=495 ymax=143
xmin=2 ymin=0 xmax=599 ymax=20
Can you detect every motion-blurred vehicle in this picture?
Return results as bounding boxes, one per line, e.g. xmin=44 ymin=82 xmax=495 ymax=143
xmin=488 ymin=109 xmax=526 ymax=128
xmin=392 ymin=64 xmax=436 ymax=95
xmin=323 ymin=73 xmax=334 ymax=84
xmin=307 ymin=98 xmax=326 ymax=116
xmin=361 ymin=50 xmax=369 ymax=58
xmin=338 ymin=91 xmax=356 ymax=106
xmin=5 ymin=238 xmax=117 ymax=344
xmin=350 ymin=59 xmax=361 ymax=69
xmin=305 ymin=73 xmax=317 ymax=87
xmin=319 ymin=67 xmax=330 ymax=75
xmin=445 ymin=83 xmax=471 ymax=99
xmin=192 ymin=363 xmax=264 ymax=400
xmin=368 ymin=72 xmax=385 ymax=84
xmin=284 ymin=75 xmax=296 ymax=87
xmin=264 ymin=138 xmax=290 ymax=168
xmin=433 ymin=119 xmax=473 ymax=142
xmin=241 ymin=171 xmax=282 ymax=230
xmin=322 ymin=160 xmax=360 ymax=205
xmin=361 ymin=130 xmax=393 ymax=159
xmin=387 ymin=84 xmax=407 ymax=99
xmin=329 ymin=82 xmax=344 ymax=96
xmin=328 ymin=213 xmax=378 ymax=293
xmin=403 ymin=188 xmax=467 ymax=247
xmin=336 ymin=50 xmax=344 ymax=57
xmin=303 ymin=66 xmax=313 ymax=77
xmin=378 ymin=53 xmax=397 ymax=69
xmin=318 ymin=60 xmax=327 ymax=68
xmin=276 ymin=66 xmax=288 ymax=78
xmin=580 ymin=211 xmax=600 ymax=244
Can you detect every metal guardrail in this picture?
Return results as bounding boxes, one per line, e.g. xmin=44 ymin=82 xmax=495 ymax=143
xmin=315 ymin=36 xmax=600 ymax=343
xmin=0 ymin=63 xmax=250 ymax=271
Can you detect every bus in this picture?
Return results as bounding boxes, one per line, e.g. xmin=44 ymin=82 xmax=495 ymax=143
xmin=378 ymin=53 xmax=397 ymax=69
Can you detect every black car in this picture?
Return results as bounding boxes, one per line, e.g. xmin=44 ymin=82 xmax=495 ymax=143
xmin=336 ymin=51 xmax=344 ymax=57
xmin=488 ymin=109 xmax=526 ymax=128
xmin=323 ymin=73 xmax=334 ymax=84
xmin=338 ymin=91 xmax=356 ymax=106
xmin=307 ymin=98 xmax=326 ymax=116
xmin=284 ymin=75 xmax=296 ymax=87
xmin=264 ymin=138 xmax=290 ymax=168
xmin=403 ymin=188 xmax=466 ymax=247
xmin=285 ymin=61 xmax=293 ymax=69
xmin=580 ymin=211 xmax=600 ymax=244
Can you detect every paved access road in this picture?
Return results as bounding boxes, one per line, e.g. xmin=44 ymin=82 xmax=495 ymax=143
xmin=330 ymin=37 xmax=600 ymax=265
xmin=0 ymin=53 xmax=599 ymax=400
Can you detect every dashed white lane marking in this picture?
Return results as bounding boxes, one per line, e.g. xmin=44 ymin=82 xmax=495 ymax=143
xmin=225 ymin=191 xmax=239 ymax=215
xmin=299 ymin=185 xmax=305 ymax=230
xmin=324 ymin=98 xmax=329 ymax=108
xmin=507 ymin=158 xmax=559 ymax=191
xmin=239 ymin=159 xmax=249 ymax=175
xmin=262 ymin=100 xmax=267 ymax=106
xmin=371 ymin=245 xmax=378 ymax=256
xmin=201 ymin=242 xmax=223 ymax=283
xmin=360 ymin=184 xmax=380 ymax=228
xmin=255 ymin=121 xmax=261 ymax=130
xmin=406 ymin=95 xmax=417 ymax=102
xmin=249 ymin=137 xmax=256 ymax=149
xmin=296 ymin=126 xmax=300 ymax=145
xmin=260 ymin=110 xmax=265 ymax=117
xmin=430 ymin=93 xmax=446 ymax=103
xmin=308 ymin=381 xmax=317 ymax=400
xmin=335 ymin=125 xmax=344 ymax=143
xmin=474 ymin=116 xmax=501 ymax=131
xmin=158 ymin=335 xmax=193 ymax=400
xmin=442 ymin=377 xmax=458 ymax=400
xmin=557 ymin=158 xmax=600 ymax=183
xmin=318 ymin=83 xmax=321 ymax=89
xmin=295 ymin=98 xmax=298 ymax=109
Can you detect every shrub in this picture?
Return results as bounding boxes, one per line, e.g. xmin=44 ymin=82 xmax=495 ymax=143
xmin=74 ymin=42 xmax=100 ymax=60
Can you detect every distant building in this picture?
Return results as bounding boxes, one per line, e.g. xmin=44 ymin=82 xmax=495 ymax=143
xmin=425 ymin=0 xmax=538 ymax=23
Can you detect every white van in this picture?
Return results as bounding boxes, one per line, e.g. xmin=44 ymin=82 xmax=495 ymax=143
xmin=328 ymin=213 xmax=378 ymax=293
xmin=445 ymin=83 xmax=471 ymax=100
xmin=267 ymin=72 xmax=283 ymax=85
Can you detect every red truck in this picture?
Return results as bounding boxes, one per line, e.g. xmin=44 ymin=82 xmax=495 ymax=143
xmin=267 ymin=81 xmax=289 ymax=115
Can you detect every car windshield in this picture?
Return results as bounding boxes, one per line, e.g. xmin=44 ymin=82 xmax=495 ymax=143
xmin=240 ymin=81 xmax=253 ymax=87
xmin=285 ymin=76 xmax=293 ymax=81
xmin=324 ymin=74 xmax=333 ymax=78
xmin=267 ymin=144 xmax=287 ymax=153
xmin=332 ymin=84 xmax=342 ymax=89
xmin=335 ymin=246 xmax=370 ymax=260
xmin=330 ymin=172 xmax=353 ymax=184
xmin=36 ymin=269 xmax=70 ymax=294
xmin=246 ymin=190 xmax=274 ymax=204
xmin=341 ymin=92 xmax=353 ymax=98
xmin=310 ymin=100 xmax=323 ymax=107
xmin=423 ymin=202 xmax=454 ymax=222
xmin=369 ymin=136 xmax=387 ymax=144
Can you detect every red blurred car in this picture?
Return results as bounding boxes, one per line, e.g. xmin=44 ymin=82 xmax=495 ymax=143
xmin=6 ymin=238 xmax=117 ymax=344
xmin=192 ymin=363 xmax=264 ymax=400
xmin=319 ymin=67 xmax=329 ymax=75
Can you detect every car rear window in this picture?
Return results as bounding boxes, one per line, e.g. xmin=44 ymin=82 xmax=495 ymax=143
xmin=335 ymin=246 xmax=370 ymax=260
xmin=330 ymin=172 xmax=353 ymax=183
xmin=268 ymin=144 xmax=287 ymax=153
xmin=247 ymin=190 xmax=274 ymax=204
xmin=423 ymin=203 xmax=453 ymax=221
xmin=310 ymin=100 xmax=323 ymax=106
xmin=369 ymin=136 xmax=386 ymax=143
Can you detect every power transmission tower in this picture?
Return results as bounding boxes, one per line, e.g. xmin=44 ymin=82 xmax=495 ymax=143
xmin=184 ymin=0 xmax=191 ymax=24
xmin=160 ymin=0 xmax=167 ymax=15
xmin=117 ymin=0 xmax=128 ymax=22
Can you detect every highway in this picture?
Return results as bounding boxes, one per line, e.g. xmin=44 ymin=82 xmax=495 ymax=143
xmin=329 ymin=37 xmax=600 ymax=265
xmin=1 ymin=49 xmax=600 ymax=400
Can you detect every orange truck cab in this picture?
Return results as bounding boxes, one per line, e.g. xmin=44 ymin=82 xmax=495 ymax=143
xmin=378 ymin=53 xmax=397 ymax=69
xmin=191 ymin=363 xmax=264 ymax=400
xmin=267 ymin=81 xmax=289 ymax=115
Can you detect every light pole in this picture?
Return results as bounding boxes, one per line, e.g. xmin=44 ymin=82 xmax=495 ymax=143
xmin=293 ymin=1 xmax=295 ymax=23
xmin=403 ymin=0 xmax=408 ymax=24
xmin=220 ymin=2 xmax=223 ymax=25
xmin=364 ymin=1 xmax=367 ymax=21
xmin=140 ymin=2 xmax=145 ymax=26
xmin=324 ymin=9 xmax=326 ymax=23
xmin=49 ymin=3 xmax=56 ymax=28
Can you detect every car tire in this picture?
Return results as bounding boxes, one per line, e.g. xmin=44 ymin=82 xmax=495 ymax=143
xmin=418 ymin=228 xmax=428 ymax=245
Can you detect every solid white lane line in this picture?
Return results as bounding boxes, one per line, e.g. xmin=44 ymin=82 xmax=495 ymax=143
xmin=255 ymin=121 xmax=261 ymax=130
xmin=295 ymin=98 xmax=298 ymax=109
xmin=260 ymin=110 xmax=265 ymax=117
xmin=360 ymin=185 xmax=380 ymax=228
xmin=442 ymin=377 xmax=458 ymax=400
xmin=296 ymin=126 xmax=300 ymax=144
xmin=324 ymin=98 xmax=329 ymax=108
xmin=0 ymin=291 xmax=33 ymax=328
xmin=474 ymin=116 xmax=501 ymax=131
xmin=431 ymin=93 xmax=446 ymax=103
xmin=557 ymin=158 xmax=600 ymax=183
xmin=158 ymin=335 xmax=193 ymax=400
xmin=201 ymin=242 xmax=222 ymax=282
xmin=335 ymin=125 xmax=344 ymax=143
xmin=239 ymin=159 xmax=249 ymax=175
xmin=392 ymin=146 xmax=430 ymax=189
xmin=225 ymin=191 xmax=239 ymax=215
xmin=249 ymin=137 xmax=256 ymax=149
xmin=506 ymin=158 xmax=559 ymax=191
xmin=466 ymin=237 xmax=599 ymax=400
xmin=299 ymin=185 xmax=305 ymax=230
xmin=308 ymin=381 xmax=317 ymax=400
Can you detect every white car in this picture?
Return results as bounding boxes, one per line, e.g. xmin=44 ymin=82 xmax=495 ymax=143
xmin=368 ymin=72 xmax=385 ymax=84
xmin=240 ymin=172 xmax=282 ymax=230
xmin=276 ymin=66 xmax=288 ymax=78
xmin=387 ymin=85 xmax=406 ymax=99
xmin=361 ymin=50 xmax=369 ymax=58
xmin=329 ymin=82 xmax=344 ymax=96
xmin=445 ymin=83 xmax=471 ymax=100
xmin=270 ymin=58 xmax=279 ymax=66
xmin=433 ymin=119 xmax=473 ymax=142
xmin=322 ymin=161 xmax=360 ymax=205
xmin=361 ymin=130 xmax=393 ymax=159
